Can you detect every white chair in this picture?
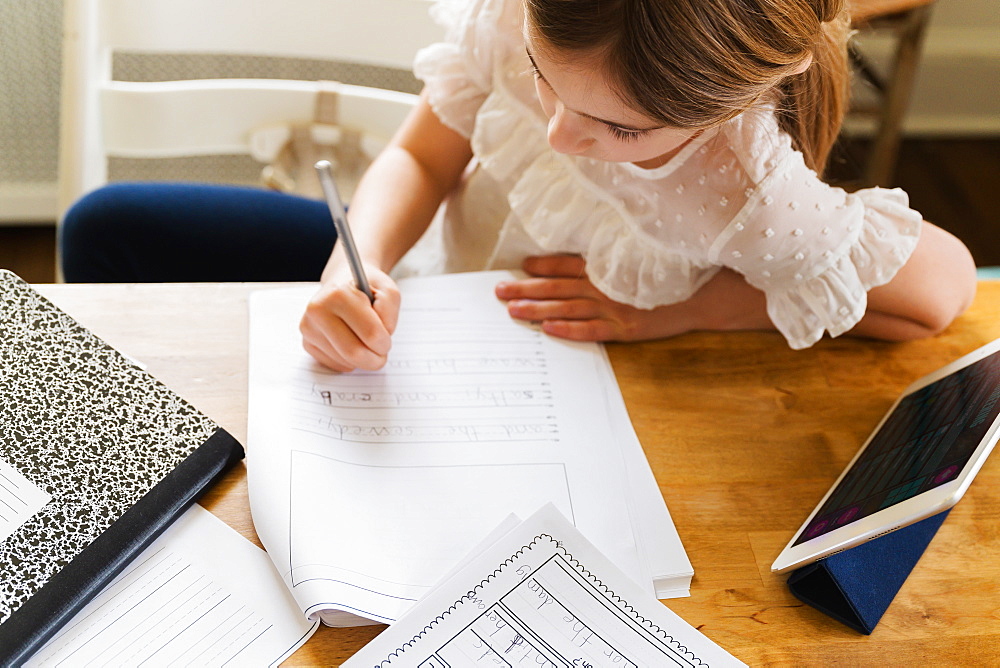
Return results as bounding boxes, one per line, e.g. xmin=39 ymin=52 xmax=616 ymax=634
xmin=57 ymin=0 xmax=442 ymax=218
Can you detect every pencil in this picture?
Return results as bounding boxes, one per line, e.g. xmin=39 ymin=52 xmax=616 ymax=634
xmin=315 ymin=160 xmax=375 ymax=303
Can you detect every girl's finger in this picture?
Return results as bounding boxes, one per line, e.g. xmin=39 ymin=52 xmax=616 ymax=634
xmin=300 ymin=311 xmax=358 ymax=366
xmin=540 ymin=318 xmax=620 ymax=341
xmin=307 ymin=285 xmax=393 ymax=357
xmin=301 ymin=339 xmax=354 ymax=373
xmin=301 ymin=298 xmax=390 ymax=370
xmin=370 ymin=282 xmax=402 ymax=335
xmin=324 ymin=320 xmax=388 ymax=371
xmin=495 ymin=276 xmax=598 ymax=301
xmin=507 ymin=297 xmax=604 ymax=322
xmin=521 ymin=254 xmax=587 ymax=277
xmin=338 ymin=295 xmax=393 ymax=357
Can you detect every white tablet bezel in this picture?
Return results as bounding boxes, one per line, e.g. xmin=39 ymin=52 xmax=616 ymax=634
xmin=771 ymin=337 xmax=1000 ymax=575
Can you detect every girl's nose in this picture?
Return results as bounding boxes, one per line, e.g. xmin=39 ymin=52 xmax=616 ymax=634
xmin=546 ymin=103 xmax=594 ymax=155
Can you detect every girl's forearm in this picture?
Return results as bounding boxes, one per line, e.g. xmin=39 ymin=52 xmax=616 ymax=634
xmin=851 ymin=221 xmax=976 ymax=340
xmin=322 ymin=93 xmax=473 ymax=281
xmin=673 ymin=269 xmax=772 ymax=334
xmin=331 ymin=146 xmax=446 ymax=275
xmin=684 ymin=221 xmax=976 ymax=342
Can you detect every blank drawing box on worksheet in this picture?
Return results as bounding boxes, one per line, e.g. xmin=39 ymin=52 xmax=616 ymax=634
xmin=246 ymin=271 xmax=692 ymax=628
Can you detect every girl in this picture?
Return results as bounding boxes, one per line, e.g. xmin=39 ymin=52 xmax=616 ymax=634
xmin=297 ymin=0 xmax=976 ymax=371
xmin=62 ymin=0 xmax=976 ymax=371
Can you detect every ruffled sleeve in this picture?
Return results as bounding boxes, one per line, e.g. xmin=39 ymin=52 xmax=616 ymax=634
xmin=772 ymin=188 xmax=920 ymax=348
xmin=716 ymin=110 xmax=922 ymax=348
xmin=412 ymin=0 xmax=514 ymax=138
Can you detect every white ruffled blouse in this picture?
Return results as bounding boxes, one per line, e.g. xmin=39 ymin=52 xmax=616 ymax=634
xmin=411 ymin=0 xmax=922 ymax=349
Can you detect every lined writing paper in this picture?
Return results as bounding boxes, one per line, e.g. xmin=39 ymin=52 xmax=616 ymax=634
xmin=26 ymin=505 xmax=316 ymax=667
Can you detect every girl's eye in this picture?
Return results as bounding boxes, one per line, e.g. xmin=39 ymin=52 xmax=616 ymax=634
xmin=527 ymin=57 xmax=545 ymax=83
xmin=607 ymin=125 xmax=650 ymax=143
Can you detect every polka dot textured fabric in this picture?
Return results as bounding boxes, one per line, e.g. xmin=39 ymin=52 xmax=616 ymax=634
xmin=414 ymin=0 xmax=924 ymax=348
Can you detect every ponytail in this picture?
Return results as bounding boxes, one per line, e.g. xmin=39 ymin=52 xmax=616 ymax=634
xmin=777 ymin=12 xmax=851 ymax=175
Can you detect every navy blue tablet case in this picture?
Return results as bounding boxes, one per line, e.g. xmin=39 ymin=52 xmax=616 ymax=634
xmin=786 ymin=510 xmax=949 ymax=634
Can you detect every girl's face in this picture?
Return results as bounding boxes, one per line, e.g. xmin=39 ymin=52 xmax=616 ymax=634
xmin=526 ymin=43 xmax=699 ymax=169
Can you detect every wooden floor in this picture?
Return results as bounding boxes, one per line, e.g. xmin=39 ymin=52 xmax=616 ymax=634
xmin=2 ymin=137 xmax=999 ymax=284
xmin=827 ymin=137 xmax=1000 ymax=269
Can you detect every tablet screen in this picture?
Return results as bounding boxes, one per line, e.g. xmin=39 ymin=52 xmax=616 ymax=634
xmin=793 ymin=348 xmax=1000 ymax=546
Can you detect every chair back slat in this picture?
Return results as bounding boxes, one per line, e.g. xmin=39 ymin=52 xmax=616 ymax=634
xmin=58 ymin=0 xmax=442 ymax=219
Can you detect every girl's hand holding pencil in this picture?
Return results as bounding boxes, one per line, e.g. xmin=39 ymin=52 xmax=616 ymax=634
xmin=299 ymin=263 xmax=401 ymax=373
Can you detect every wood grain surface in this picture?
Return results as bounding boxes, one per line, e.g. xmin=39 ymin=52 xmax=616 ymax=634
xmin=35 ymin=280 xmax=1000 ymax=666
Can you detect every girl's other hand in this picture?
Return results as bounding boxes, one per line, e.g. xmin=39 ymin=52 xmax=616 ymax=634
xmin=495 ymin=254 xmax=699 ymax=342
xmin=299 ymin=266 xmax=401 ymax=372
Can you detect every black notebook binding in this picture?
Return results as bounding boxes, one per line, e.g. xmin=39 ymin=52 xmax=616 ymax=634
xmin=0 ymin=271 xmax=245 ymax=665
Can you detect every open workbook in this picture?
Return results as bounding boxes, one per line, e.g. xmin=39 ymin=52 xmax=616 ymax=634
xmin=23 ymin=504 xmax=317 ymax=666
xmin=247 ymin=271 xmax=693 ymax=628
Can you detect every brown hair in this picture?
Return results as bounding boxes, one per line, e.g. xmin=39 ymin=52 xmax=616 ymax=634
xmin=524 ymin=0 xmax=850 ymax=175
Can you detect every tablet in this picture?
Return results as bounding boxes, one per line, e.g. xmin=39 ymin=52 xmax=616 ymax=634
xmin=771 ymin=338 xmax=1000 ymax=574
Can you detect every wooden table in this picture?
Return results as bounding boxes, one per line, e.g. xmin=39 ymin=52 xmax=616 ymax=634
xmin=35 ymin=280 xmax=1000 ymax=666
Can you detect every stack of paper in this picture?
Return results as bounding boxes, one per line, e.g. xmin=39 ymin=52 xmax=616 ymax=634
xmin=246 ymin=271 xmax=693 ymax=628
xmin=344 ymin=504 xmax=741 ymax=666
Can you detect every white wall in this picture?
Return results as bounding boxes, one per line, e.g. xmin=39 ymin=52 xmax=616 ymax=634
xmin=0 ymin=0 xmax=998 ymax=223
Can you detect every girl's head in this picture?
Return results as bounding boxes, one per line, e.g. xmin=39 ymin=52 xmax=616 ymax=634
xmin=526 ymin=46 xmax=714 ymax=167
xmin=524 ymin=0 xmax=850 ymax=174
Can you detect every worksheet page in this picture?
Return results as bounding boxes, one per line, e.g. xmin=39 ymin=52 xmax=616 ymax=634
xmin=25 ymin=505 xmax=317 ymax=667
xmin=342 ymin=505 xmax=743 ymax=667
xmin=247 ymin=272 xmax=653 ymax=626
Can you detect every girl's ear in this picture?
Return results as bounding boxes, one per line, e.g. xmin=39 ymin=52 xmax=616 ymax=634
xmin=790 ymin=53 xmax=814 ymax=75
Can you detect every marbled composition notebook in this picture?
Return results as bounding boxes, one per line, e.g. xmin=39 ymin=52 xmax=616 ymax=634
xmin=0 ymin=270 xmax=245 ymax=665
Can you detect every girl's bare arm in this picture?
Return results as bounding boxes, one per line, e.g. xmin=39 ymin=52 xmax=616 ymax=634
xmin=496 ymin=221 xmax=977 ymax=344
xmin=301 ymin=92 xmax=473 ymax=371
